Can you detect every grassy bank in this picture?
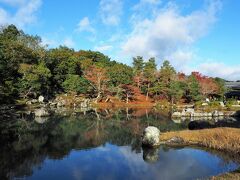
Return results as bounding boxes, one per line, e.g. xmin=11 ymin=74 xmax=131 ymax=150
xmin=160 ymin=128 xmax=240 ymax=179
xmin=160 ymin=128 xmax=240 ymax=154
xmin=211 ymin=169 xmax=240 ymax=179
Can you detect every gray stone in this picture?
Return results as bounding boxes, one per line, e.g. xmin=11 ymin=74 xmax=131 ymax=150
xmin=142 ymin=126 xmax=160 ymax=147
xmin=34 ymin=108 xmax=50 ymax=117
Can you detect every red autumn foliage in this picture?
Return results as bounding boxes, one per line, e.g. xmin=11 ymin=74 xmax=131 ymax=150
xmin=177 ymin=72 xmax=187 ymax=81
xmin=191 ymin=72 xmax=219 ymax=96
xmin=84 ymin=65 xmax=109 ymax=98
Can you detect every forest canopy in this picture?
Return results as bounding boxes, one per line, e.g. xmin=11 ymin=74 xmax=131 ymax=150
xmin=0 ymin=25 xmax=226 ymax=104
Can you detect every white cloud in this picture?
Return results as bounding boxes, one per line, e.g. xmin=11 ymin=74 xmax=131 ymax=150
xmin=197 ymin=62 xmax=240 ymax=81
xmin=41 ymin=37 xmax=57 ymax=47
xmin=63 ymin=37 xmax=75 ymax=48
xmin=121 ymin=0 xmax=221 ymax=66
xmin=99 ymin=0 xmax=123 ymax=26
xmin=133 ymin=0 xmax=161 ymax=10
xmin=41 ymin=36 xmax=75 ymax=49
xmin=94 ymin=45 xmax=112 ymax=52
xmin=76 ymin=17 xmax=95 ymax=33
xmin=0 ymin=0 xmax=26 ymax=6
xmin=0 ymin=8 xmax=9 ymax=24
xmin=0 ymin=0 xmax=42 ymax=28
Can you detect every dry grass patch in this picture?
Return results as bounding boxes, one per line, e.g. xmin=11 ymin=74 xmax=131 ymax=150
xmin=211 ymin=169 xmax=240 ymax=180
xmin=160 ymin=128 xmax=240 ymax=154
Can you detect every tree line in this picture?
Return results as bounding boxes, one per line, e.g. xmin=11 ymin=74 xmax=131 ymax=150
xmin=0 ymin=25 xmax=226 ymax=104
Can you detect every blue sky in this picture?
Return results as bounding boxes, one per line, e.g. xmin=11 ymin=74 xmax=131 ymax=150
xmin=0 ymin=0 xmax=240 ymax=80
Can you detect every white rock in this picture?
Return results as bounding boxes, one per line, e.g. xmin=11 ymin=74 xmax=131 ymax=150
xmin=38 ymin=96 xmax=44 ymax=103
xmin=142 ymin=126 xmax=160 ymax=147
xmin=34 ymin=108 xmax=50 ymax=117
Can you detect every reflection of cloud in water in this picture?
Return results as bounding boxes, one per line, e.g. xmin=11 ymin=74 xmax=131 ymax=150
xmin=8 ymin=143 xmax=238 ymax=180
xmin=3 ymin=145 xmax=239 ymax=178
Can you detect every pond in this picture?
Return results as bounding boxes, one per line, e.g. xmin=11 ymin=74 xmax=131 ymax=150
xmin=0 ymin=108 xmax=239 ymax=179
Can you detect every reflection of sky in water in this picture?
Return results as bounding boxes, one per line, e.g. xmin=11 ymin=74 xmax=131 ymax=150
xmin=26 ymin=144 xmax=238 ymax=180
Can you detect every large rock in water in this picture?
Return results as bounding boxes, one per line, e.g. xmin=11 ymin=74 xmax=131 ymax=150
xmin=34 ymin=108 xmax=50 ymax=117
xmin=142 ymin=126 xmax=160 ymax=147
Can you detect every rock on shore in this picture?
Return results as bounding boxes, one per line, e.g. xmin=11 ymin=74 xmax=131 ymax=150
xmin=172 ymin=109 xmax=240 ymax=118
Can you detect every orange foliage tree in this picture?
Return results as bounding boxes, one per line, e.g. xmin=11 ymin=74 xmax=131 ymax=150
xmin=84 ymin=65 xmax=109 ymax=101
xmin=191 ymin=72 xmax=219 ymax=97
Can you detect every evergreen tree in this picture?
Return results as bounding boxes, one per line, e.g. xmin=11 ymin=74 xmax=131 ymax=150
xmin=63 ymin=75 xmax=90 ymax=94
xmin=18 ymin=62 xmax=52 ymax=98
xmin=132 ymin=56 xmax=144 ymax=88
xmin=143 ymin=57 xmax=157 ymax=100
xmin=156 ymin=60 xmax=176 ymax=100
xmin=187 ymin=75 xmax=202 ymax=102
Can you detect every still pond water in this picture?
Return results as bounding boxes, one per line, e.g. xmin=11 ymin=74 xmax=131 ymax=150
xmin=0 ymin=108 xmax=240 ymax=180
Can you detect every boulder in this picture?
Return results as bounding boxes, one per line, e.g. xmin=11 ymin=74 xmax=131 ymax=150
xmin=142 ymin=126 xmax=160 ymax=147
xmin=34 ymin=108 xmax=50 ymax=117
xmin=38 ymin=96 xmax=44 ymax=103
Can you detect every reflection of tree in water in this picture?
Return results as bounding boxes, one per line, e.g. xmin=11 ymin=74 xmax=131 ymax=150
xmin=0 ymin=108 xmax=190 ymax=179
